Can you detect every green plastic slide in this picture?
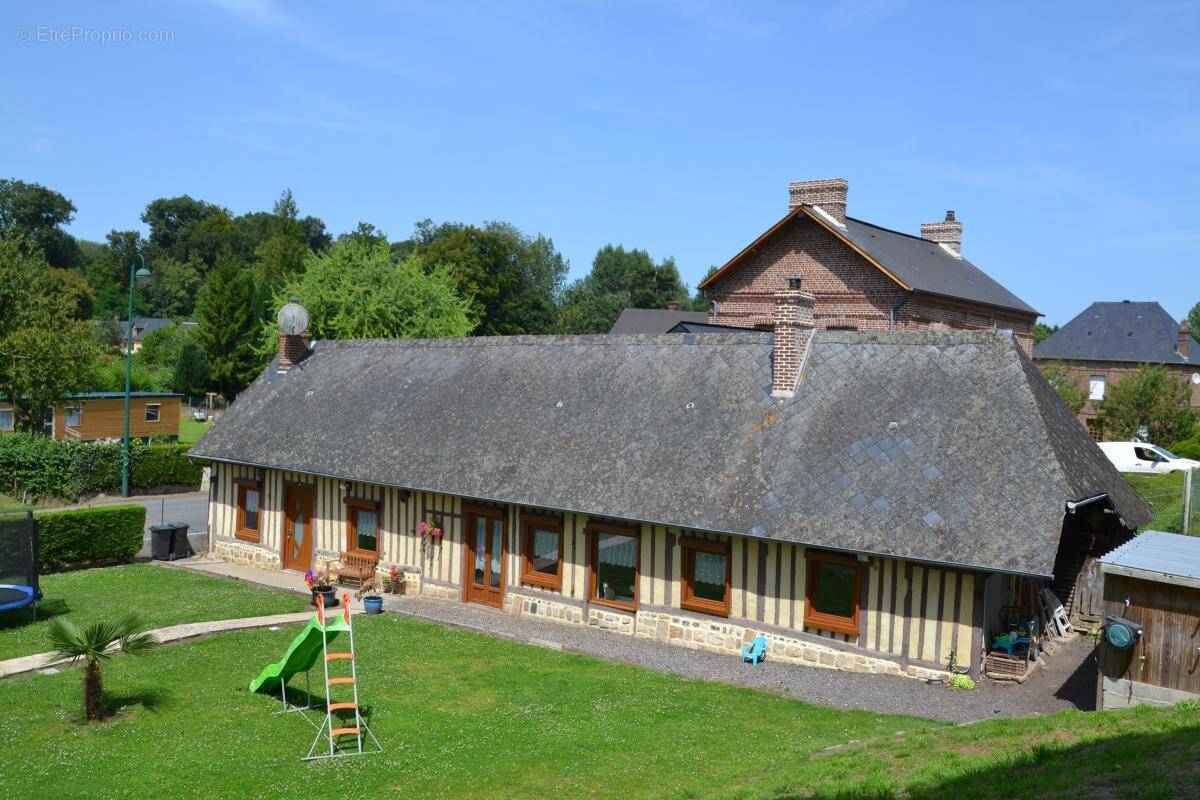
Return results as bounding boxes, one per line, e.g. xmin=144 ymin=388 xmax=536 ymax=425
xmin=249 ymin=612 xmax=350 ymax=693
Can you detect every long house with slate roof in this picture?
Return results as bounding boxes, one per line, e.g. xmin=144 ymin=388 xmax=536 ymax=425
xmin=189 ymin=283 xmax=1149 ymax=682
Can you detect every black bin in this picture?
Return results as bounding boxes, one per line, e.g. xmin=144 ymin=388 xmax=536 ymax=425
xmin=169 ymin=522 xmax=191 ymax=560
xmin=149 ymin=524 xmax=174 ymax=560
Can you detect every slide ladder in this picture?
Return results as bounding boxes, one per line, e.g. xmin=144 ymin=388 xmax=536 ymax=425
xmin=304 ymin=592 xmax=381 ymax=761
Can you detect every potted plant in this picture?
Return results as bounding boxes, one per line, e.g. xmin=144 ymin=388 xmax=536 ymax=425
xmin=304 ymin=569 xmax=338 ymax=608
xmin=418 ymin=519 xmax=444 ymax=564
xmin=386 ymin=564 xmax=403 ymax=594
xmin=357 ymin=578 xmax=383 ymax=614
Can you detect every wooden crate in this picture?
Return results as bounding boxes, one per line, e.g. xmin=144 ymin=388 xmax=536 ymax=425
xmin=984 ymin=651 xmax=1030 ymax=681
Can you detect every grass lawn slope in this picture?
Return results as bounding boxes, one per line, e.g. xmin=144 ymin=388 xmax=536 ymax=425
xmin=0 ymin=563 xmax=307 ymax=661
xmin=0 ymin=611 xmax=1196 ymax=799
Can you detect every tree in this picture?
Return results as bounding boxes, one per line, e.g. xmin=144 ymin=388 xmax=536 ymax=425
xmin=1038 ymin=359 xmax=1088 ymax=415
xmin=1098 ymin=364 xmax=1197 ymax=443
xmin=271 ymin=238 xmax=473 ymax=344
xmin=0 ymin=234 xmax=99 ymax=429
xmin=253 ymin=190 xmax=309 ymax=282
xmin=1188 ymin=301 xmax=1199 ymax=344
xmin=0 ymin=178 xmax=82 ymax=268
xmin=143 ymin=257 xmax=202 ymax=319
xmin=195 ymin=252 xmax=262 ymax=399
xmin=141 ymin=196 xmax=236 ymax=272
xmin=406 ymin=220 xmax=567 ymax=336
xmin=556 ymin=244 xmax=689 ymax=334
xmin=84 ymin=230 xmax=148 ymax=320
xmin=172 ymin=338 xmax=212 ymax=397
xmin=47 ymin=614 xmax=156 ymax=721
xmin=1033 ymin=322 xmax=1059 ymax=345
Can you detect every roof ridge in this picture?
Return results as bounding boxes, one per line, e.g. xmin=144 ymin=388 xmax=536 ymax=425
xmin=315 ymin=332 xmax=772 ymax=351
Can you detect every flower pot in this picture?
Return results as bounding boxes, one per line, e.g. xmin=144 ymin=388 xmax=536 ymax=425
xmin=363 ymin=596 xmax=384 ymax=615
xmin=387 ymin=577 xmax=404 ymax=595
xmin=312 ymin=586 xmax=339 ymax=608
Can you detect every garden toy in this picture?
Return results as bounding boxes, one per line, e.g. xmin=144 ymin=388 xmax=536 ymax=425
xmin=0 ymin=511 xmax=40 ymax=620
xmin=742 ymin=635 xmax=767 ymax=665
xmin=250 ymin=592 xmax=381 ymax=760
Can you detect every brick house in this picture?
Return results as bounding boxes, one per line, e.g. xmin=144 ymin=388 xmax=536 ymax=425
xmin=188 ymin=297 xmax=1148 ymax=682
xmin=698 ymin=178 xmax=1040 ymax=354
xmin=1034 ymin=301 xmax=1199 ymax=438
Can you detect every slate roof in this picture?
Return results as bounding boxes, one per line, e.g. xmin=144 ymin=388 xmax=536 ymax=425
xmin=1034 ymin=301 xmax=1193 ymax=364
xmin=609 ymin=308 xmax=708 ymax=334
xmin=120 ymin=316 xmax=175 ymax=342
xmin=700 ymin=206 xmax=1039 ymax=316
xmin=190 ymin=331 xmax=1150 ymax=577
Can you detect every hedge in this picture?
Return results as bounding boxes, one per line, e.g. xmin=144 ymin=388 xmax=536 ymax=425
xmin=37 ymin=504 xmax=146 ymax=571
xmin=0 ymin=433 xmax=203 ymax=502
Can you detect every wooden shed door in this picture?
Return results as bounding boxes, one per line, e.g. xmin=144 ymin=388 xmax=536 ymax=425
xmin=464 ymin=508 xmax=505 ymax=608
xmin=282 ymin=484 xmax=314 ymax=572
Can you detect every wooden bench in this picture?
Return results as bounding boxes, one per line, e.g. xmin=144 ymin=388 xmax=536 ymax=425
xmin=330 ymin=552 xmax=378 ymax=587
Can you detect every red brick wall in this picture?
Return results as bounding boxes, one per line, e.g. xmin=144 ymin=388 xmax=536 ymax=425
xmin=1045 ymin=360 xmax=1200 ymax=436
xmin=706 ymin=214 xmax=1036 ymax=355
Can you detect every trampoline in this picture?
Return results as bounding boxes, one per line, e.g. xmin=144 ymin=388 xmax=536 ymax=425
xmin=0 ymin=511 xmax=39 ymax=620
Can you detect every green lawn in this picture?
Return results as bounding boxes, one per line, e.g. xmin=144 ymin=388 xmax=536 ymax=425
xmin=178 ymin=418 xmax=209 ymax=445
xmin=1127 ymin=471 xmax=1194 ymax=534
xmin=0 ymin=564 xmax=307 ymax=661
xmin=0 ymin=609 xmax=1196 ymax=799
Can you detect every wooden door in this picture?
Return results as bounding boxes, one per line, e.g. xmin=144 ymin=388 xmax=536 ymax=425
xmin=282 ymin=484 xmax=314 ymax=572
xmin=464 ymin=507 xmax=505 ymax=607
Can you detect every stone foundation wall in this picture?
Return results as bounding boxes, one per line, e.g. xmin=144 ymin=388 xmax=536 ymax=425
xmin=588 ymin=606 xmax=635 ymax=635
xmin=419 ymin=581 xmax=460 ymax=602
xmin=211 ymin=538 xmax=281 ymax=571
xmin=504 ymin=591 xmax=586 ymax=625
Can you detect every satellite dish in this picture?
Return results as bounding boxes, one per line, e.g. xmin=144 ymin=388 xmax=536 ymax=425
xmin=277 ymin=298 xmax=309 ymax=336
xmin=1191 ymin=372 xmax=1200 ymax=385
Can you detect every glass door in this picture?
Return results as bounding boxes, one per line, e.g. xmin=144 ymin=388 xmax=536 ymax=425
xmin=465 ymin=508 xmax=505 ymax=607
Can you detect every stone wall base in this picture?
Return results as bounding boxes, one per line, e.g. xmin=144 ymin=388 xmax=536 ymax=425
xmin=419 ymin=582 xmax=460 ymax=602
xmin=211 ymin=539 xmax=281 ymax=571
xmin=1102 ymin=676 xmax=1199 ymax=709
xmin=504 ymin=591 xmax=585 ymax=625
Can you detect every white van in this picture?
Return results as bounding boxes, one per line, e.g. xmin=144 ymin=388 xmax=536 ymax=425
xmin=1098 ymin=441 xmax=1200 ymax=475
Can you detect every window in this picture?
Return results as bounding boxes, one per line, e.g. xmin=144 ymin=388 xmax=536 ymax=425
xmin=589 ymin=522 xmax=638 ymax=611
xmin=1084 ymin=417 xmax=1102 ymax=440
xmin=65 ymin=406 xmax=82 ymax=427
xmin=1089 ymin=375 xmax=1106 ymax=401
xmin=804 ymin=551 xmax=861 ymax=635
xmin=235 ymin=479 xmax=261 ymax=542
xmin=521 ymin=514 xmax=563 ymax=590
xmin=145 ymin=403 xmax=161 ymax=422
xmin=345 ymin=498 xmax=380 ymax=554
xmin=681 ymin=538 xmax=730 ymax=617
xmin=0 ymin=409 xmax=12 ymax=431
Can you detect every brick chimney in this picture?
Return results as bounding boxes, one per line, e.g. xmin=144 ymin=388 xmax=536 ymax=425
xmin=771 ymin=277 xmax=816 ymax=398
xmin=667 ymin=302 xmax=679 ymax=311
xmin=1181 ymin=320 xmax=1192 ymax=360
xmin=920 ymin=211 xmax=963 ymax=257
xmin=276 ymin=298 xmax=311 ymax=371
xmin=789 ymin=178 xmax=849 ymax=226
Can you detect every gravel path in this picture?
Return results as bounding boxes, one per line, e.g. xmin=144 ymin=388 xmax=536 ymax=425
xmin=383 ymin=593 xmax=1097 ymax=724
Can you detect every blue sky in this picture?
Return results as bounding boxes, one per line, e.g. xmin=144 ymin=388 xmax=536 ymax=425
xmin=2 ymin=1 xmax=1197 ymax=325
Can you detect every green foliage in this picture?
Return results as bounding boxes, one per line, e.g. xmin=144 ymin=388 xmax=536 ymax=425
xmin=195 ymin=251 xmax=263 ymax=399
xmin=143 ymin=256 xmax=202 ymax=318
xmin=0 ymin=234 xmax=100 ymax=429
xmin=407 ymin=220 xmax=567 ymax=335
xmin=1037 ymin=359 xmax=1088 ymax=415
xmin=1032 ymin=322 xmax=1058 ymax=345
xmin=948 ymin=674 xmax=975 ymax=691
xmin=172 ymin=339 xmax=211 ymax=397
xmin=37 ymin=504 xmax=147 ymax=570
xmin=1189 ymin=301 xmax=1199 ymax=344
xmin=1168 ymin=435 xmax=1200 ymax=461
xmin=0 ymin=434 xmax=200 ymax=501
xmin=1098 ymin=364 xmax=1197 ymax=443
xmin=557 ymin=244 xmax=691 ymax=334
xmin=271 ymin=238 xmax=474 ymax=343
xmin=46 ymin=610 xmax=156 ymax=720
xmin=141 ymin=195 xmax=233 ymax=271
xmin=88 ymin=357 xmax=173 ymax=393
xmin=0 ymin=178 xmax=82 ymax=269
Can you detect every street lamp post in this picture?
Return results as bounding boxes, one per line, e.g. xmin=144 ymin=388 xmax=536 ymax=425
xmin=122 ymin=254 xmax=152 ymax=498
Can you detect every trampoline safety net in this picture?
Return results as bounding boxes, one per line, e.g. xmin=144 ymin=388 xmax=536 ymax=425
xmin=0 ymin=511 xmax=39 ymax=599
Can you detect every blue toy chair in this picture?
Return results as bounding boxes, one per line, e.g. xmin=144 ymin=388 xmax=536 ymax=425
xmin=742 ymin=635 xmax=767 ymax=666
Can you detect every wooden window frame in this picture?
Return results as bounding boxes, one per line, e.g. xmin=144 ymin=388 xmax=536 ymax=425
xmin=520 ymin=513 xmax=563 ymax=590
xmin=587 ymin=520 xmax=639 ymax=612
xmin=145 ymin=403 xmax=160 ymax=422
xmin=344 ymin=497 xmax=381 ymax=556
xmin=234 ymin=478 xmax=261 ymax=542
xmin=65 ymin=406 xmax=83 ymax=427
xmin=680 ymin=537 xmax=731 ymax=618
xmin=803 ymin=550 xmax=861 ymax=635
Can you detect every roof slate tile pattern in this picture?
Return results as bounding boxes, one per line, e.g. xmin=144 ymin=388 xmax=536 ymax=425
xmin=608 ymin=308 xmax=708 ymax=334
xmin=1034 ymin=301 xmax=1192 ymax=364
xmin=191 ymin=331 xmax=1150 ymax=577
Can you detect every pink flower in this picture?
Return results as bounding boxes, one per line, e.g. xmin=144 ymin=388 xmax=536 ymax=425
xmin=417 ymin=521 xmax=428 ymax=536
xmin=431 ymin=527 xmax=443 ymax=538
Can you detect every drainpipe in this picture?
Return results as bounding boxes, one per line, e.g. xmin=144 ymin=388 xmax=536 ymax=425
xmin=709 ymin=299 xmax=718 ymax=324
xmin=888 ymin=291 xmax=913 ymax=332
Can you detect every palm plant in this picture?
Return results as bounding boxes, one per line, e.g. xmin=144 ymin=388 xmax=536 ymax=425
xmin=47 ymin=614 xmax=157 ymax=721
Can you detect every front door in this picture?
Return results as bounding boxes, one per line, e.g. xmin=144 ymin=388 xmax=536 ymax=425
xmin=282 ymin=484 xmax=314 ymax=572
xmin=464 ymin=508 xmax=505 ymax=607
